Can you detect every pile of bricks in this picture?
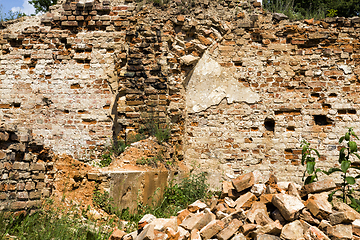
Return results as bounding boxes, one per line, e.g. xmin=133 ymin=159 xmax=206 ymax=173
xmin=110 ymin=171 xmax=360 ymax=240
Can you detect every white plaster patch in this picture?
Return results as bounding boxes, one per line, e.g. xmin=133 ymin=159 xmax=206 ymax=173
xmin=186 ymin=52 xmax=260 ymax=113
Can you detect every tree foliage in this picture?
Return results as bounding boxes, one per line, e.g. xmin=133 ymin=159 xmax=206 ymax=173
xmin=0 ymin=5 xmax=26 ymax=22
xmin=29 ymin=0 xmax=57 ymax=14
xmin=264 ymin=0 xmax=360 ymax=18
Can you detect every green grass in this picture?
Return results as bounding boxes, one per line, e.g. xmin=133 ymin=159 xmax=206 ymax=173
xmin=0 ymin=203 xmax=112 ymax=240
xmin=93 ymin=170 xmax=213 ymax=233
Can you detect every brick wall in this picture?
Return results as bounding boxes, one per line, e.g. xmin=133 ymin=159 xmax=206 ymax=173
xmin=0 ymin=123 xmax=53 ymax=213
xmin=1 ymin=0 xmax=360 ymax=185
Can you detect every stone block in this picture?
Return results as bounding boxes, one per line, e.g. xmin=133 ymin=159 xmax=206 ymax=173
xmin=180 ymin=211 xmax=214 ymax=231
xmin=13 ymin=162 xmax=29 ymax=170
xmin=109 ymin=228 xmax=126 ymax=240
xmin=29 ymin=191 xmax=41 ymax=200
xmin=280 ymin=220 xmax=304 ymax=240
xmin=305 ymin=194 xmax=332 ymax=219
xmin=17 ymin=191 xmax=29 ymax=200
xmin=137 ymin=223 xmax=155 ymax=240
xmin=199 ymin=220 xmax=224 ymax=240
xmin=217 ymin=219 xmax=243 ymax=240
xmin=303 ymin=226 xmax=330 ymax=240
xmin=188 ymin=200 xmax=207 ymax=213
xmin=235 ymin=192 xmax=257 ymax=210
xmin=10 ymin=201 xmax=27 ymax=210
xmin=254 ymin=220 xmax=282 ymax=236
xmin=327 ymin=224 xmax=352 ymax=240
xmin=255 ymin=234 xmax=281 ymax=240
xmin=177 ymin=209 xmax=191 ymax=225
xmin=232 ymin=172 xmax=255 ymax=192
xmin=329 ymin=211 xmax=357 ymax=225
xmin=254 ymin=210 xmax=274 ymax=226
xmin=302 ymin=179 xmax=336 ymax=194
xmin=246 ymin=202 xmax=267 ymax=223
xmin=272 ymin=193 xmax=305 ymax=221
xmin=30 ymin=163 xmax=45 ymax=171
xmin=352 ymin=219 xmax=360 ymax=236
xmin=150 ymin=218 xmax=178 ymax=232
xmin=190 ymin=229 xmax=201 ymax=240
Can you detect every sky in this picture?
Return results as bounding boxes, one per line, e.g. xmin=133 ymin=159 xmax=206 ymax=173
xmin=0 ymin=0 xmax=36 ymax=15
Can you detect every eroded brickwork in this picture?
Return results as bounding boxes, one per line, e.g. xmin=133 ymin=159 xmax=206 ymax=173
xmin=1 ymin=0 xmax=360 ymax=185
xmin=0 ymin=123 xmax=53 ymax=213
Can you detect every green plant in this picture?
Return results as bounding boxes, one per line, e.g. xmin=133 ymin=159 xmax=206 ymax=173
xmin=327 ymin=9 xmax=337 ymax=17
xmin=93 ymin=185 xmax=115 ymax=214
xmin=301 ymin=140 xmax=322 ymax=184
xmin=0 ymin=4 xmax=26 ymax=22
xmin=139 ymin=109 xmax=171 ymax=143
xmin=113 ymin=170 xmax=213 ymax=232
xmin=325 ymin=127 xmax=360 ymax=204
xmin=100 ymin=139 xmax=128 ymax=167
xmin=0 ymin=202 xmax=111 ymax=240
xmin=29 ymin=0 xmax=57 ymax=13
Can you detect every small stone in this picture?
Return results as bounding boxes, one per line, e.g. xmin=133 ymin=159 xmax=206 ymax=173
xmin=254 ymin=211 xmax=274 ymax=226
xmin=217 ymin=219 xmax=243 ymax=240
xmin=272 ymin=193 xmax=305 ymax=221
xmin=280 ymin=220 xmax=304 ymax=240
xmin=303 ymin=226 xmax=330 ymax=240
xmin=302 ymin=179 xmax=336 ymax=194
xmin=180 ymin=211 xmax=215 ymax=231
xmin=109 ymin=228 xmax=126 ymax=240
xmin=251 ymin=184 xmax=266 ymax=197
xmin=235 ymin=192 xmax=257 ymax=210
xmin=232 ymin=172 xmax=255 ymax=192
xmin=137 ymin=224 xmax=155 ymax=240
xmin=180 ymin=55 xmax=200 ymax=65
xmin=352 ymin=219 xmax=360 ymax=236
xmin=305 ymin=194 xmax=332 ymax=219
xmin=327 ymin=224 xmax=352 ymax=239
xmin=329 ymin=211 xmax=357 ymax=225
xmin=138 ymin=214 xmax=156 ymax=229
xmin=188 ymin=200 xmax=207 ymax=213
xmin=199 ymin=220 xmax=224 ymax=240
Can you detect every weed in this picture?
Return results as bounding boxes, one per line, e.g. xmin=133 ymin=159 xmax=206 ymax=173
xmin=93 ymin=185 xmax=116 ymax=215
xmin=301 ymin=139 xmax=321 ymax=184
xmin=327 ymin=9 xmax=337 ymax=17
xmin=100 ymin=139 xmax=128 ymax=167
xmin=104 ymin=170 xmax=212 ymax=233
xmin=301 ymin=127 xmax=360 ymax=209
xmin=0 ymin=202 xmax=111 ymax=240
xmin=139 ymin=109 xmax=171 ymax=143
xmin=324 ymin=127 xmax=360 ymax=204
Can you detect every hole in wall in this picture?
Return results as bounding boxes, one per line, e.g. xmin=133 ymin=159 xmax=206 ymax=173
xmin=286 ymin=126 xmax=295 ymax=131
xmin=264 ymin=118 xmax=275 ymax=132
xmin=322 ymin=103 xmax=331 ymax=110
xmin=12 ymin=103 xmax=21 ymax=108
xmin=329 ymin=93 xmax=337 ymax=97
xmin=314 ymin=115 xmax=333 ymax=126
xmin=311 ymin=93 xmax=320 ymax=98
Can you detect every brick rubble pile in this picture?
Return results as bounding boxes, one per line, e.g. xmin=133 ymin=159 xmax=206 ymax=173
xmin=110 ymin=171 xmax=360 ymax=240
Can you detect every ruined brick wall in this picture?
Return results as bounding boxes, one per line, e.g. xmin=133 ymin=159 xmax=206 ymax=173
xmin=1 ymin=0 xmax=360 ymax=185
xmin=0 ymin=123 xmax=53 ymax=213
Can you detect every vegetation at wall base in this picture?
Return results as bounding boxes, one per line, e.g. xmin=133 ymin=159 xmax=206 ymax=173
xmin=301 ymin=127 xmax=360 ymax=212
xmin=99 ymin=139 xmax=128 ymax=167
xmin=92 ymin=170 xmax=212 ymax=233
xmin=0 ymin=202 xmax=111 ymax=240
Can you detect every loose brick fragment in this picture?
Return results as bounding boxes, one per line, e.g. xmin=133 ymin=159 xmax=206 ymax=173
xmin=232 ymin=172 xmax=255 ymax=192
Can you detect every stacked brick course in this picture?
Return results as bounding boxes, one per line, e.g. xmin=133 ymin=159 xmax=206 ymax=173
xmin=0 ymin=123 xmax=53 ymax=213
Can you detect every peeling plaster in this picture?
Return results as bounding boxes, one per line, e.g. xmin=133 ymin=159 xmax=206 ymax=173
xmin=186 ymin=52 xmax=260 ymax=113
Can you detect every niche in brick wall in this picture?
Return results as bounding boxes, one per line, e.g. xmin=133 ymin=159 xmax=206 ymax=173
xmin=313 ymin=115 xmax=333 ymax=126
xmin=264 ymin=118 xmax=275 ymax=132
